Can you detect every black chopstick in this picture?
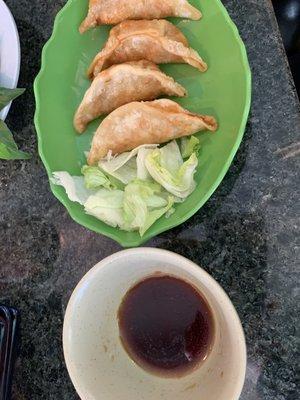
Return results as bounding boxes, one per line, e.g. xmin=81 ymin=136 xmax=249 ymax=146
xmin=0 ymin=306 xmax=19 ymax=400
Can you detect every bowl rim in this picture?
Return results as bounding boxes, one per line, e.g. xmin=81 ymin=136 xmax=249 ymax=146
xmin=63 ymin=248 xmax=247 ymax=400
xmin=33 ymin=0 xmax=252 ymax=247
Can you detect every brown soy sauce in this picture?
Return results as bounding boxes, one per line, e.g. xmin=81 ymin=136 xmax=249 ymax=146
xmin=118 ymin=275 xmax=215 ymax=377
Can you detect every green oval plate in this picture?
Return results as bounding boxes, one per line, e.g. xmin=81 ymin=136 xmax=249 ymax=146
xmin=34 ymin=0 xmax=251 ymax=247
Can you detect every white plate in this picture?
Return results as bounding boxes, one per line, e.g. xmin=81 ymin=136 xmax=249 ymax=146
xmin=0 ymin=0 xmax=21 ymax=120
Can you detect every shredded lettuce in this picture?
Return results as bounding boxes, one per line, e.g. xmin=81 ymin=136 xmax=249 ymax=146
xmin=52 ymin=140 xmax=200 ymax=236
xmin=140 ymin=196 xmax=174 ymax=236
xmin=99 ymin=144 xmax=157 ymax=184
xmin=81 ymin=165 xmax=115 ymax=189
xmin=136 ymin=147 xmax=154 ymax=180
xmin=52 ymin=172 xmax=94 ymax=205
xmin=102 ymin=156 xmax=137 ymax=184
xmin=84 ymin=189 xmax=125 ymax=228
xmin=52 ymin=174 xmax=173 ymax=236
xmin=145 ymin=141 xmax=198 ymax=198
xmin=180 ymin=135 xmax=200 ymax=158
xmin=160 ymin=140 xmax=183 ymax=172
xmin=123 ymin=180 xmax=173 ymax=236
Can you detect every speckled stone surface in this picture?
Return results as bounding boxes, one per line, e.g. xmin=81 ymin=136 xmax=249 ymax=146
xmin=0 ymin=0 xmax=299 ymax=399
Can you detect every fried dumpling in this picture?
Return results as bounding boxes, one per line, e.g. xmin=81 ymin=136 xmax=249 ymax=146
xmin=87 ymin=99 xmax=217 ymax=165
xmin=80 ymin=0 xmax=201 ymax=33
xmin=88 ymin=20 xmax=207 ymax=79
xmin=74 ymin=60 xmax=187 ymax=133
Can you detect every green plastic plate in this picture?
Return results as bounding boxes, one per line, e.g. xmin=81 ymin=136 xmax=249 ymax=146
xmin=34 ymin=0 xmax=251 ymax=247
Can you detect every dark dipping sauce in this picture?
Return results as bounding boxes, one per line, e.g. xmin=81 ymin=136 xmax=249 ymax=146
xmin=118 ymin=275 xmax=215 ymax=377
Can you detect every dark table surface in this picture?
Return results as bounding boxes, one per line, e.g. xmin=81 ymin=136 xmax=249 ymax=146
xmin=1 ymin=0 xmax=300 ymax=399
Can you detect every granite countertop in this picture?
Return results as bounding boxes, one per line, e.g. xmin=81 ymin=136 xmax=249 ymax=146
xmin=0 ymin=0 xmax=299 ymax=399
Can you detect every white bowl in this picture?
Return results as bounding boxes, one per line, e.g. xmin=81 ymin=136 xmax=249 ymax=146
xmin=0 ymin=0 xmax=21 ymax=120
xmin=63 ymin=248 xmax=246 ymax=400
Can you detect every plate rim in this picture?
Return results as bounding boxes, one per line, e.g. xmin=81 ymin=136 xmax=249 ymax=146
xmin=34 ymin=0 xmax=252 ymax=247
xmin=0 ymin=0 xmax=21 ymax=120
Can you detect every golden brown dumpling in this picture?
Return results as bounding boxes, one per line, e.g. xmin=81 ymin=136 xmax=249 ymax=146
xmin=87 ymin=99 xmax=217 ymax=165
xmin=74 ymin=60 xmax=187 ymax=133
xmin=88 ymin=20 xmax=207 ymax=79
xmin=80 ymin=0 xmax=201 ymax=33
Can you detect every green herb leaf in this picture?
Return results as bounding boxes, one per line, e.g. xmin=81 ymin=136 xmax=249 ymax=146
xmin=0 ymin=120 xmax=31 ymax=160
xmin=0 ymin=87 xmax=25 ymax=111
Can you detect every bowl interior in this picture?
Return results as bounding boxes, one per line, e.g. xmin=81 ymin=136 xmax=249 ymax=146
xmin=34 ymin=0 xmax=251 ymax=247
xmin=63 ymin=249 xmax=246 ymax=400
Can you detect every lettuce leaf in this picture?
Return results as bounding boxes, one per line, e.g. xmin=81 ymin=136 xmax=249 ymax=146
xmin=136 ymin=147 xmax=155 ymax=180
xmin=99 ymin=144 xmax=158 ymax=184
xmin=84 ymin=189 xmax=125 ymax=228
xmin=145 ymin=141 xmax=198 ymax=198
xmin=52 ymin=171 xmax=95 ymax=205
xmin=81 ymin=165 xmax=115 ymax=189
xmin=123 ymin=179 xmax=173 ymax=236
xmin=140 ymin=196 xmax=174 ymax=236
xmin=160 ymin=140 xmax=183 ymax=171
xmin=180 ymin=135 xmax=200 ymax=158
